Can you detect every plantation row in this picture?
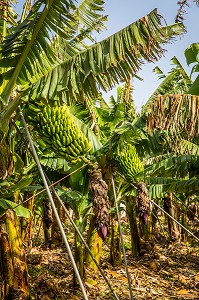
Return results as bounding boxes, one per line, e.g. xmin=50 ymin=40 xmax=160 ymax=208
xmin=0 ymin=1 xmax=199 ymax=299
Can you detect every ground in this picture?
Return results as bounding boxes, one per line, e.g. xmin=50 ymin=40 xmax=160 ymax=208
xmin=27 ymin=226 xmax=199 ymax=300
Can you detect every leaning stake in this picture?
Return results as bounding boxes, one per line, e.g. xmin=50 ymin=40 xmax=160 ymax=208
xmin=151 ymin=199 xmax=199 ymax=242
xmin=18 ymin=106 xmax=89 ymax=300
xmin=118 ymin=171 xmax=199 ymax=243
xmin=44 ymin=173 xmax=120 ymax=300
xmin=111 ymin=172 xmax=135 ymax=300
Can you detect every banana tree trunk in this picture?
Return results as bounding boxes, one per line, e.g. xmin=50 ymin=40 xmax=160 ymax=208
xmin=86 ymin=163 xmax=110 ymax=270
xmin=21 ymin=191 xmax=35 ymax=248
xmin=88 ymin=164 xmax=110 ymax=241
xmin=51 ymin=198 xmax=62 ymax=247
xmin=42 ymin=197 xmax=53 ymax=248
xmin=73 ymin=218 xmax=84 ymax=287
xmin=164 ymin=193 xmax=180 ymax=241
xmin=136 ymin=183 xmax=150 ymax=239
xmin=126 ymin=196 xmax=140 ymax=257
xmin=0 ymin=133 xmax=14 ymax=180
xmin=151 ymin=202 xmax=159 ymax=232
xmin=85 ymin=216 xmax=102 ymax=271
xmin=0 ymin=210 xmax=29 ymax=300
xmin=100 ymin=165 xmax=121 ymax=266
xmin=110 ymin=218 xmax=122 ymax=266
xmin=139 ymin=213 xmax=153 ymax=240
xmin=181 ymin=199 xmax=188 ymax=242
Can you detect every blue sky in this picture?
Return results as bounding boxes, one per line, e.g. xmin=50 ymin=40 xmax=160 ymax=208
xmin=96 ymin=0 xmax=199 ymax=111
xmin=16 ymin=0 xmax=199 ymax=111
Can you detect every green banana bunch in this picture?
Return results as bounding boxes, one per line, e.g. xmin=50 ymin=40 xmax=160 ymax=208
xmin=114 ymin=143 xmax=144 ymax=181
xmin=25 ymin=102 xmax=92 ymax=163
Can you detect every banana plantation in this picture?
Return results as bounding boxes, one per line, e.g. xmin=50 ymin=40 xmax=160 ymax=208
xmin=0 ymin=0 xmax=199 ymax=299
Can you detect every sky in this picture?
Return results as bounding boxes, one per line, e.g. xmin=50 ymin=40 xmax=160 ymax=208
xmin=16 ymin=0 xmax=199 ymax=111
xmin=95 ymin=0 xmax=199 ymax=111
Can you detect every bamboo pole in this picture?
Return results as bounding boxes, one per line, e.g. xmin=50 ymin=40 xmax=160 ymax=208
xmin=151 ymin=199 xmax=199 ymax=242
xmin=45 ymin=173 xmax=120 ymax=300
xmin=19 ymin=107 xmax=89 ymax=300
xmin=117 ymin=172 xmax=199 ymax=243
xmin=111 ymin=173 xmax=135 ymax=300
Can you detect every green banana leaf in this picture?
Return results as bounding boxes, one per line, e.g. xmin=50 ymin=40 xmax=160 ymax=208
xmin=149 ymin=178 xmax=199 ymax=199
xmin=0 ymin=199 xmax=30 ymax=218
xmin=0 ymin=9 xmax=185 ymax=129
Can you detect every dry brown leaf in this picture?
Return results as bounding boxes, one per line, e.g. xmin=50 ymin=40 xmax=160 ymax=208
xmin=69 ymin=296 xmax=79 ymax=300
xmin=85 ymin=281 xmax=96 ymax=289
xmin=133 ymin=287 xmax=146 ymax=292
xmin=177 ymin=289 xmax=189 ymax=295
xmin=41 ymin=296 xmax=51 ymax=300
xmin=161 ymin=270 xmax=170 ymax=276
xmin=85 ymin=279 xmax=97 ymax=285
xmin=27 ymin=222 xmax=199 ymax=300
xmin=118 ymin=276 xmax=128 ymax=282
xmin=149 ymin=261 xmax=158 ymax=271
xmin=50 ymin=244 xmax=56 ymax=249
xmin=178 ymin=275 xmax=187 ymax=284
xmin=107 ymin=270 xmax=119 ymax=277
xmin=195 ymin=275 xmax=199 ymax=281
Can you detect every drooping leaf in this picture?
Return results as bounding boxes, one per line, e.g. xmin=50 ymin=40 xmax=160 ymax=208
xmin=136 ymin=154 xmax=199 ymax=180
xmin=142 ymin=57 xmax=192 ymax=114
xmin=0 ymin=9 xmax=185 ymax=125
xmin=188 ymin=75 xmax=199 ymax=95
xmin=146 ymin=94 xmax=199 ymax=140
xmin=40 ymin=155 xmax=71 ymax=173
xmin=149 ymin=178 xmax=199 ymax=198
xmin=185 ymin=43 xmax=199 ymax=66
xmin=0 ymin=199 xmax=30 ymax=218
xmin=9 ymin=176 xmax=33 ymax=193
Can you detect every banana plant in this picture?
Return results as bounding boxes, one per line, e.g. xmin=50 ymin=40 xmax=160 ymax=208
xmin=137 ymin=61 xmax=199 ymax=241
xmin=0 ymin=2 xmax=185 ymax=264
xmin=57 ymin=185 xmax=92 ymax=283
xmin=0 ymin=2 xmax=193 ymax=297
xmin=141 ymin=56 xmax=192 ymax=115
xmin=185 ymin=43 xmax=199 ymax=95
xmin=0 ymin=131 xmax=34 ymax=300
xmin=0 ymin=0 xmax=184 ymax=131
xmin=99 ymin=69 xmax=199 ymax=250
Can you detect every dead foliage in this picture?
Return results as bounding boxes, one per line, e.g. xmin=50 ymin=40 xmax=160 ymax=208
xmin=25 ymin=225 xmax=199 ymax=300
xmin=147 ymin=94 xmax=199 ymax=140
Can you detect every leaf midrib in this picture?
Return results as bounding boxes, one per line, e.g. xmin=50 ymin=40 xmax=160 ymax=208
xmin=1 ymin=0 xmax=55 ymax=103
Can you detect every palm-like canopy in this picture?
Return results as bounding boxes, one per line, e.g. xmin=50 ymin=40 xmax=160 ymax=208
xmin=100 ymin=64 xmax=199 ymax=199
xmin=140 ymin=48 xmax=199 ymax=198
xmin=141 ymin=56 xmax=192 ymax=115
xmin=0 ymin=0 xmax=184 ymax=128
xmin=147 ymin=94 xmax=199 ymax=139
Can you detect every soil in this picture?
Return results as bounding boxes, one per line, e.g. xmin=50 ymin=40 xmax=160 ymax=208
xmin=27 ymin=224 xmax=199 ymax=300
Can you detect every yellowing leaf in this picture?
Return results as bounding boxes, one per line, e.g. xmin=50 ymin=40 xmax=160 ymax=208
xmin=119 ymin=276 xmax=128 ymax=282
xmin=178 ymin=275 xmax=187 ymax=284
xmin=69 ymin=296 xmax=79 ymax=300
xmin=85 ymin=279 xmax=97 ymax=285
xmin=150 ymin=261 xmax=158 ymax=271
xmin=108 ymin=270 xmax=119 ymax=277
xmin=85 ymin=281 xmax=96 ymax=289
xmin=177 ymin=289 xmax=188 ymax=295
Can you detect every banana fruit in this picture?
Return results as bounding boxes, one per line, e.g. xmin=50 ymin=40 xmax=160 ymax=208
xmin=25 ymin=102 xmax=92 ymax=163
xmin=114 ymin=143 xmax=144 ymax=180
